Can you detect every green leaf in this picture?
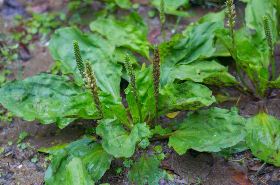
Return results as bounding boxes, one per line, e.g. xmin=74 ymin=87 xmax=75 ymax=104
xmin=169 ymin=108 xmax=246 ymax=155
xmin=160 ymin=20 xmax=224 ymax=85
xmin=114 ymin=0 xmax=132 ymax=9
xmin=0 ymin=73 xmax=99 ymax=128
xmin=151 ymin=0 xmax=189 ymax=16
xmin=159 ymin=81 xmax=215 ymax=114
xmin=64 ymin=157 xmax=93 ymax=185
xmin=90 ymin=13 xmax=150 ymax=58
xmin=170 ymin=60 xmax=238 ymax=86
xmin=125 ymin=66 xmax=155 ymax=123
xmin=242 ymin=0 xmax=277 ymax=41
xmin=269 ymin=76 xmax=280 ymax=88
xmin=128 ymin=155 xmax=165 ymax=185
xmin=151 ymin=125 xmax=172 ymax=136
xmin=217 ymin=141 xmax=248 ymax=158
xmin=100 ymin=92 xmax=130 ymax=126
xmin=38 ymin=143 xmax=68 ymax=154
xmin=215 ymin=28 xmax=270 ymax=95
xmin=246 ymin=113 xmax=280 ymax=166
xmin=96 ymin=119 xmax=151 ymax=158
xmin=49 ymin=27 xmax=122 ymax=100
xmin=45 ymin=138 xmax=113 ymax=185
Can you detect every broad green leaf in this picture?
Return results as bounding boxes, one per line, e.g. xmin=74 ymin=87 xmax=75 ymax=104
xmin=114 ymin=0 xmax=131 ymax=9
xmin=0 ymin=74 xmax=99 ymax=128
xmin=159 ymin=81 xmax=215 ymax=114
xmin=125 ymin=66 xmax=155 ymax=123
xmin=63 ymin=157 xmax=93 ymax=185
xmin=96 ymin=119 xmax=151 ymax=158
xmin=45 ymin=138 xmax=113 ymax=184
xmin=160 ymin=20 xmax=224 ymax=85
xmin=151 ymin=0 xmax=189 ymax=16
xmin=90 ymin=13 xmax=150 ymax=58
xmin=49 ymin=27 xmax=122 ymax=100
xmin=246 ymin=113 xmax=280 ymax=166
xmin=170 ymin=60 xmax=238 ymax=86
xmin=100 ymin=92 xmax=130 ymax=126
xmin=128 ymin=155 xmax=165 ymax=185
xmin=169 ymin=108 xmax=246 ymax=155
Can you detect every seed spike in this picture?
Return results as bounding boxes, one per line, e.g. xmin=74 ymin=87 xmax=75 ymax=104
xmin=263 ymin=16 xmax=273 ymax=52
xmin=124 ymin=54 xmax=142 ymax=122
xmin=263 ymin=15 xmax=276 ymax=80
xmin=152 ymin=46 xmax=160 ymax=121
xmin=84 ymin=61 xmax=103 ymax=118
xmin=73 ymin=40 xmax=85 ymax=78
xmin=225 ymin=0 xmax=236 ymax=49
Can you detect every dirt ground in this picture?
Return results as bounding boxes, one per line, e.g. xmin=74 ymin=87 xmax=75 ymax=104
xmin=1 ymin=0 xmax=280 ymax=185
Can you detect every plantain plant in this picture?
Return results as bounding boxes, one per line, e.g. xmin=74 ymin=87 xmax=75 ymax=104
xmin=1 ymin=1 xmax=280 ymax=184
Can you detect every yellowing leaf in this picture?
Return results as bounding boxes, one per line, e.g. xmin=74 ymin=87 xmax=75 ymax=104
xmin=166 ymin=111 xmax=180 ymax=119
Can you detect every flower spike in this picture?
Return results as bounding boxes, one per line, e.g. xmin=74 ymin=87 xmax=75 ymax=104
xmin=73 ymin=41 xmax=85 ymax=79
xmin=84 ymin=61 xmax=103 ymax=118
xmin=124 ymin=54 xmax=142 ymax=122
xmin=263 ymin=15 xmax=276 ymax=80
xmin=152 ymin=46 xmax=160 ymax=121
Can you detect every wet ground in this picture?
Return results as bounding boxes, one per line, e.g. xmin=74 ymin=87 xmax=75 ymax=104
xmin=1 ymin=0 xmax=280 ymax=185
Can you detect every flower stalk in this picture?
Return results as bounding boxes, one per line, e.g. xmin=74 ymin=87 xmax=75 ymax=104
xmin=263 ymin=15 xmax=276 ymax=80
xmin=73 ymin=41 xmax=85 ymax=78
xmin=124 ymin=54 xmax=142 ymax=122
xmin=159 ymin=0 xmax=166 ymax=40
xmin=152 ymin=46 xmax=160 ymax=121
xmin=225 ymin=0 xmax=250 ymax=91
xmin=84 ymin=61 xmax=103 ymax=118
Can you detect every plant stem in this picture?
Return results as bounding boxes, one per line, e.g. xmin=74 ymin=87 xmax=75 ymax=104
xmin=160 ymin=0 xmax=166 ymax=41
xmin=226 ymin=0 xmax=252 ymax=92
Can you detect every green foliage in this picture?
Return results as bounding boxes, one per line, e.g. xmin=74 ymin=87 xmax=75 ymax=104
xmin=17 ymin=131 xmax=29 ymax=144
xmin=45 ymin=138 xmax=113 ymax=184
xmin=128 ymin=155 xmax=165 ymax=185
xmin=241 ymin=0 xmax=277 ymax=40
xmin=114 ymin=0 xmax=132 ymax=9
xmin=0 ymin=74 xmax=99 ymax=128
xmin=159 ymin=16 xmax=226 ymax=85
xmin=49 ymin=27 xmax=122 ymax=100
xmin=2 ymin=2 xmax=280 ymax=183
xmin=124 ymin=55 xmax=142 ymax=122
xmin=125 ymin=66 xmax=156 ymax=123
xmin=246 ymin=113 xmax=280 ymax=166
xmin=169 ymin=60 xmax=238 ymax=86
xmin=12 ymin=13 xmax=63 ymax=44
xmin=216 ymin=0 xmax=278 ymax=97
xmin=159 ymin=81 xmax=215 ymax=114
xmin=90 ymin=13 xmax=150 ymax=58
xmin=151 ymin=0 xmax=189 ymax=16
xmin=96 ymin=119 xmax=151 ymax=158
xmin=169 ymin=108 xmax=246 ymax=155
